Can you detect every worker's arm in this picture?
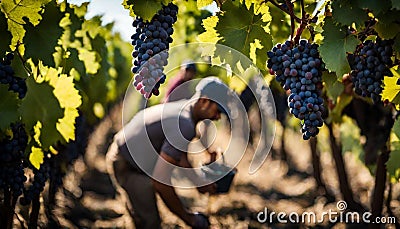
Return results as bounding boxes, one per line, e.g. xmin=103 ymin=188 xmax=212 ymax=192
xmin=152 ymin=152 xmax=196 ymax=226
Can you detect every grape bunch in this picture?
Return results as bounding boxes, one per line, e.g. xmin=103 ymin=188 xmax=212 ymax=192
xmin=347 ymin=38 xmax=393 ymax=102
xmin=0 ymin=123 xmax=28 ymax=197
xmin=0 ymin=53 xmax=27 ymax=99
xmin=20 ymin=159 xmax=50 ymax=205
xmin=267 ymin=39 xmax=325 ymax=140
xmin=131 ymin=3 xmax=178 ymax=98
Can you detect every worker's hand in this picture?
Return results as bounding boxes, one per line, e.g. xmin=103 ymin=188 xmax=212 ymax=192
xmin=197 ymin=182 xmax=217 ymax=195
xmin=188 ymin=212 xmax=210 ymax=229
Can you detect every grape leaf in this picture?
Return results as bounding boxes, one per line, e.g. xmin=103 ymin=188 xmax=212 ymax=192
xmin=322 ymin=71 xmax=344 ymax=100
xmin=20 ymin=75 xmax=64 ymax=149
xmin=319 ymin=18 xmax=360 ymax=79
xmin=57 ymin=107 xmax=79 ymax=142
xmin=375 ymin=11 xmax=400 ymax=39
xmin=50 ymin=74 xmax=81 ymax=109
xmin=327 ymin=93 xmax=352 ymax=124
xmin=393 ymin=0 xmax=400 ymax=10
xmin=355 ymin=0 xmax=391 ymax=15
xmin=0 ymin=0 xmax=52 ymax=49
xmin=216 ymin=1 xmax=271 ymax=57
xmin=122 ymin=0 xmax=135 ymax=17
xmin=0 ymin=84 xmax=19 ymax=130
xmin=78 ymin=48 xmax=100 ymax=74
xmin=0 ymin=11 xmax=12 ymax=54
xmin=29 ymin=146 xmax=44 ymax=169
xmin=387 ymin=142 xmax=400 ymax=181
xmin=382 ymin=73 xmax=400 ymax=107
xmin=197 ymin=0 xmax=214 ymax=9
xmin=393 ymin=117 xmax=400 ymax=139
xmin=132 ymin=0 xmax=163 ymax=22
xmin=395 ymin=34 xmax=400 ymax=57
xmin=331 ymin=0 xmax=368 ymax=27
xmin=199 ymin=1 xmax=272 ymax=71
xmin=23 ymin=1 xmax=64 ymax=66
xmin=45 ymin=66 xmax=81 ymax=143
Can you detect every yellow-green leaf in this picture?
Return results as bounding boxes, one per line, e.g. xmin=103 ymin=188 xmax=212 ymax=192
xmin=0 ymin=0 xmax=51 ymax=49
xmin=29 ymin=146 xmax=44 ymax=170
xmin=197 ymin=0 xmax=214 ymax=9
xmin=51 ymin=74 xmax=82 ymax=109
xmin=57 ymin=108 xmax=79 ymax=142
xmin=382 ymin=69 xmax=400 ymax=107
xmin=78 ymin=48 xmax=100 ymax=74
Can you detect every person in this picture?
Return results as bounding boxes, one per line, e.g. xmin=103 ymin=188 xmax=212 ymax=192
xmin=106 ymin=77 xmax=232 ymax=229
xmin=164 ymin=60 xmax=197 ymax=102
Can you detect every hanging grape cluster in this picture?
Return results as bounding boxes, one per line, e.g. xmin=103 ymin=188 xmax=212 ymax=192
xmin=20 ymin=159 xmax=51 ymax=205
xmin=0 ymin=53 xmax=27 ymax=99
xmin=131 ymin=3 xmax=178 ymax=98
xmin=267 ymin=39 xmax=325 ymax=140
xmin=347 ymin=38 xmax=393 ymax=103
xmin=0 ymin=123 xmax=28 ymax=198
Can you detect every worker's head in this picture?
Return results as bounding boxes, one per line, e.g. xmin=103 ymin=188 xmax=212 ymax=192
xmin=192 ymin=77 xmax=231 ymax=122
xmin=181 ymin=60 xmax=197 ymax=81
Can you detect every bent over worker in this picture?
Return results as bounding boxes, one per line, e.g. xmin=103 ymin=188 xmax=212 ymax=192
xmin=107 ymin=77 xmax=232 ymax=229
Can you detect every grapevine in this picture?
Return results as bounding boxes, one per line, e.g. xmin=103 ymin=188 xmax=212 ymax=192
xmin=267 ymin=39 xmax=325 ymax=140
xmin=131 ymin=3 xmax=178 ymax=98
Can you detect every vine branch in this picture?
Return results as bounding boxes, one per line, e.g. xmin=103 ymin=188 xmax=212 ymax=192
xmin=15 ymin=41 xmax=31 ymax=76
xmin=286 ymin=0 xmax=295 ymax=40
xmin=264 ymin=0 xmax=301 ymax=23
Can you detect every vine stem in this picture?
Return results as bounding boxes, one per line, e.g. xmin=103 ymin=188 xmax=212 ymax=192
xmin=28 ymin=196 xmax=40 ymax=229
xmin=15 ymin=41 xmax=31 ymax=76
xmin=294 ymin=0 xmax=307 ymax=44
xmin=263 ymin=0 xmax=301 ymax=23
xmin=286 ymin=0 xmax=295 ymax=40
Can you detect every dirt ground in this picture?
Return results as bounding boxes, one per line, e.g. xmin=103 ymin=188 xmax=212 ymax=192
xmin=22 ymin=104 xmax=400 ymax=229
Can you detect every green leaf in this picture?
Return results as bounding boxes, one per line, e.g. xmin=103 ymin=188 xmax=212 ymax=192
xmin=23 ymin=1 xmax=64 ymax=66
xmin=0 ymin=84 xmax=19 ymax=130
xmin=20 ymin=74 xmax=64 ymax=149
xmin=216 ymin=1 xmax=271 ymax=57
xmin=0 ymin=0 xmax=52 ymax=49
xmin=328 ymin=93 xmax=353 ymax=124
xmin=322 ymin=71 xmax=344 ymax=100
xmin=392 ymin=117 xmax=400 ymax=139
xmin=319 ymin=18 xmax=360 ymax=78
xmin=199 ymin=1 xmax=272 ymax=71
xmin=197 ymin=0 xmax=214 ymax=9
xmin=331 ymin=0 xmax=368 ymax=27
xmin=395 ymin=34 xmax=400 ymax=57
xmin=355 ymin=0 xmax=391 ymax=15
xmin=0 ymin=12 xmax=12 ymax=53
xmin=392 ymin=0 xmax=400 ymax=10
xmin=387 ymin=142 xmax=400 ymax=181
xmin=132 ymin=0 xmax=163 ymax=22
xmin=375 ymin=11 xmax=400 ymax=39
